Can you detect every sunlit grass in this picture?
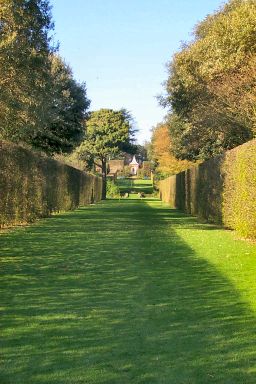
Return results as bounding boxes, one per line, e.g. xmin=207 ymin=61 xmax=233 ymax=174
xmin=1 ymin=198 xmax=256 ymax=383
xmin=117 ymin=178 xmax=153 ymax=194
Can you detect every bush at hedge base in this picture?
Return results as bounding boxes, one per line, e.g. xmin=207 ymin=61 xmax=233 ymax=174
xmin=106 ymin=179 xmax=120 ymax=198
xmin=0 ymin=141 xmax=102 ymax=227
xmin=159 ymin=139 xmax=256 ymax=240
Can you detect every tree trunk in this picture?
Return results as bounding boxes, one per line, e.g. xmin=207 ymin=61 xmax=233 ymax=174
xmin=101 ymin=158 xmax=107 ymax=199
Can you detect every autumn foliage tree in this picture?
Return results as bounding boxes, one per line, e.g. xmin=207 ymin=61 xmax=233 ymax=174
xmin=151 ymin=122 xmax=193 ymax=178
xmin=161 ymin=0 xmax=256 ymax=161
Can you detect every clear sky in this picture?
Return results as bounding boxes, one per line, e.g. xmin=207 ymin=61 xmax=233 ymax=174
xmin=51 ymin=0 xmax=225 ymax=144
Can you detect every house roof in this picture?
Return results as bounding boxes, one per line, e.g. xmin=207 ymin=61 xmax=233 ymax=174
xmin=129 ymin=155 xmax=139 ymax=166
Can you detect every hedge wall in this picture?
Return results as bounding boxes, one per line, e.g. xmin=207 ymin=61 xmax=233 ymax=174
xmin=159 ymin=139 xmax=256 ymax=239
xmin=0 ymin=141 xmax=102 ymax=227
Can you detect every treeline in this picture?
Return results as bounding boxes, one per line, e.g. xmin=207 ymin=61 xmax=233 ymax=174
xmin=0 ymin=1 xmax=139 ymax=200
xmin=156 ymin=0 xmax=256 ymax=163
xmin=0 ymin=0 xmax=90 ymax=155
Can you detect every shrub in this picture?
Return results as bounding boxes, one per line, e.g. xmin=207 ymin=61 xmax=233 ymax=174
xmin=106 ymin=180 xmax=120 ymax=198
xmin=123 ymin=166 xmax=131 ymax=177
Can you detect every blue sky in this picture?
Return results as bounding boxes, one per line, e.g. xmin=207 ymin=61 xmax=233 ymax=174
xmin=51 ymin=0 xmax=225 ymax=143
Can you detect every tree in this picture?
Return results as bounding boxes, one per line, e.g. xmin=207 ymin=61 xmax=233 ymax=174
xmin=134 ymin=144 xmax=148 ymax=162
xmin=77 ymin=108 xmax=134 ymax=199
xmin=0 ymin=0 xmax=54 ymax=144
xmin=0 ymin=2 xmax=91 ymax=155
xmin=161 ymin=0 xmax=256 ymax=160
xmin=151 ymin=122 xmax=193 ymax=177
xmin=118 ymin=109 xmax=138 ymax=153
xmin=32 ymin=55 xmax=90 ymax=154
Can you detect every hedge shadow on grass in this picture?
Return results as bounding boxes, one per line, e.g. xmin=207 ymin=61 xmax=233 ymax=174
xmin=1 ymin=199 xmax=256 ymax=383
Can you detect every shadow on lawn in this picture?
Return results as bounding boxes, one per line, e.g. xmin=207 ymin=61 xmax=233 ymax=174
xmin=1 ymin=199 xmax=256 ymax=383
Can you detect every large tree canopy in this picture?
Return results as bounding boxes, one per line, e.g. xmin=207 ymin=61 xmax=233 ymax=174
xmin=78 ymin=108 xmax=134 ymax=199
xmin=32 ymin=55 xmax=90 ymax=154
xmin=161 ymin=0 xmax=256 ymax=161
xmin=0 ymin=0 xmax=54 ymax=143
xmin=0 ymin=1 xmax=90 ymax=154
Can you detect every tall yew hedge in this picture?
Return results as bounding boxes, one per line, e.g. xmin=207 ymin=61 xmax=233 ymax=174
xmin=0 ymin=141 xmax=102 ymax=227
xmin=159 ymin=139 xmax=256 ymax=239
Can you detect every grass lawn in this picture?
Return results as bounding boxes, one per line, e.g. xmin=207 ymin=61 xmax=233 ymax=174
xmin=1 ymin=198 xmax=256 ymax=383
xmin=116 ymin=178 xmax=154 ymax=195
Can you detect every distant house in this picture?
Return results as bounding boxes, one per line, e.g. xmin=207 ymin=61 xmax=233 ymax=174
xmin=129 ymin=155 xmax=139 ymax=175
xmin=95 ymin=159 xmax=124 ymax=175
xmin=106 ymin=155 xmax=144 ymax=177
xmin=108 ymin=159 xmax=125 ymax=174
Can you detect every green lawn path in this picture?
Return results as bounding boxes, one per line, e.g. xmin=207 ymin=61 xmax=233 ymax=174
xmin=1 ymin=197 xmax=256 ymax=383
xmin=116 ymin=178 xmax=154 ymax=195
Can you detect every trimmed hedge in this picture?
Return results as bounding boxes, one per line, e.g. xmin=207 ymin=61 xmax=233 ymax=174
xmin=0 ymin=141 xmax=102 ymax=227
xmin=159 ymin=139 xmax=256 ymax=239
xmin=222 ymin=142 xmax=256 ymax=239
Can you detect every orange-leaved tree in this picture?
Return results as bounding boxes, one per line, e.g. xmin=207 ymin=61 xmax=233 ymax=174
xmin=151 ymin=122 xmax=193 ymax=178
